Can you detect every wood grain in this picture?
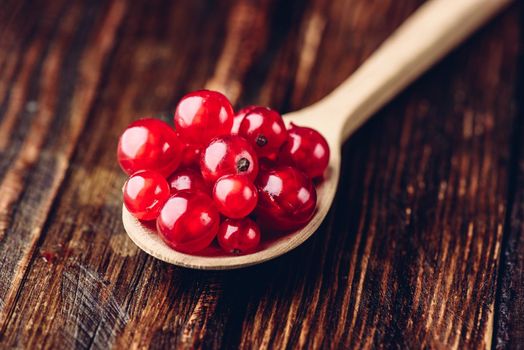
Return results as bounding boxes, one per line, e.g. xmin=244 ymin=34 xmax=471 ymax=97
xmin=0 ymin=0 xmax=522 ymax=349
xmin=494 ymin=5 xmax=524 ymax=348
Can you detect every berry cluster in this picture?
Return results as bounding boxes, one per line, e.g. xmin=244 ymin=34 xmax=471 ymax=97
xmin=118 ymin=90 xmax=330 ymax=255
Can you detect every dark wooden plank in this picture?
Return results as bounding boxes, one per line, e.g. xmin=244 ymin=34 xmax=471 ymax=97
xmin=0 ymin=0 xmax=242 ymax=348
xmin=495 ymin=127 xmax=524 ymax=349
xmin=231 ymin=4 xmax=521 ymax=349
xmin=0 ymin=0 xmax=117 ymax=316
xmin=0 ymin=0 xmax=521 ymax=349
xmin=0 ymin=0 xmax=125 ymax=340
xmin=494 ymin=6 xmax=524 ymax=349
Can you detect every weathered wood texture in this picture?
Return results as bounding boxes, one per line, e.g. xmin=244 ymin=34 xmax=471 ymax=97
xmin=0 ymin=0 xmax=522 ymax=349
xmin=494 ymin=6 xmax=524 ymax=348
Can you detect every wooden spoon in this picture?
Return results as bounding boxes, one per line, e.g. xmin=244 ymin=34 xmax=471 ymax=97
xmin=123 ymin=0 xmax=511 ymax=270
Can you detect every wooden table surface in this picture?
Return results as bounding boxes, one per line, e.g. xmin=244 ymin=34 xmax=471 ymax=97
xmin=0 ymin=0 xmax=522 ymax=349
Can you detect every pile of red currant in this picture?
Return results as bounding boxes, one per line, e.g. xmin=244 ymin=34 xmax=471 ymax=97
xmin=118 ymin=90 xmax=330 ymax=255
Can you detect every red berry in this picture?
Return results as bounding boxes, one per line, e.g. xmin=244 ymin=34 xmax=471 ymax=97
xmin=213 ymin=174 xmax=258 ymax=219
xmin=180 ymin=143 xmax=201 ymax=169
xmin=256 ymin=166 xmax=317 ymax=231
xmin=200 ymin=136 xmax=259 ymax=183
xmin=123 ymin=170 xmax=170 ymax=221
xmin=167 ymin=168 xmax=208 ymax=194
xmin=238 ymin=107 xmax=287 ymax=160
xmin=174 ymin=90 xmax=234 ymax=147
xmin=231 ymin=105 xmax=257 ymax=134
xmin=279 ymin=123 xmax=330 ymax=178
xmin=157 ymin=191 xmax=219 ymax=253
xmin=117 ymin=118 xmax=183 ymax=176
xmin=218 ymin=218 xmax=261 ymax=254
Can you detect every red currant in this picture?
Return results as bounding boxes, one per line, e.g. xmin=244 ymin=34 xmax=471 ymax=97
xmin=256 ymin=166 xmax=317 ymax=231
xmin=218 ymin=218 xmax=261 ymax=254
xmin=167 ymin=168 xmax=208 ymax=194
xmin=238 ymin=107 xmax=287 ymax=160
xmin=157 ymin=191 xmax=219 ymax=253
xmin=213 ymin=174 xmax=258 ymax=219
xmin=279 ymin=123 xmax=330 ymax=179
xmin=231 ymin=105 xmax=257 ymax=134
xmin=117 ymin=118 xmax=183 ymax=176
xmin=200 ymin=136 xmax=259 ymax=183
xmin=174 ymin=90 xmax=234 ymax=147
xmin=123 ymin=170 xmax=170 ymax=221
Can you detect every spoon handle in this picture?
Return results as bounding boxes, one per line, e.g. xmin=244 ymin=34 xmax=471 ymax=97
xmin=285 ymin=0 xmax=511 ymax=145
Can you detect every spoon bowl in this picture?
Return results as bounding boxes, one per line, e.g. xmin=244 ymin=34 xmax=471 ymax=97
xmin=123 ymin=0 xmax=510 ymax=269
xmin=123 ymin=136 xmax=340 ymax=270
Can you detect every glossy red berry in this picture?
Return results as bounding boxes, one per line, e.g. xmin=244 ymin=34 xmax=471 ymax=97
xmin=167 ymin=168 xmax=208 ymax=194
xmin=218 ymin=218 xmax=261 ymax=254
xmin=213 ymin=174 xmax=258 ymax=218
xmin=279 ymin=123 xmax=330 ymax=178
xmin=200 ymin=136 xmax=259 ymax=183
xmin=157 ymin=191 xmax=220 ymax=253
xmin=238 ymin=107 xmax=287 ymax=160
xmin=123 ymin=170 xmax=170 ymax=221
xmin=256 ymin=166 xmax=317 ymax=231
xmin=117 ymin=118 xmax=183 ymax=176
xmin=231 ymin=105 xmax=257 ymax=134
xmin=174 ymin=90 xmax=234 ymax=147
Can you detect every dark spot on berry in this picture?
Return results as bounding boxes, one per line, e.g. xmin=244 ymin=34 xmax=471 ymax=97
xmin=237 ymin=157 xmax=250 ymax=172
xmin=232 ymin=249 xmax=241 ymax=254
xmin=256 ymin=134 xmax=268 ymax=147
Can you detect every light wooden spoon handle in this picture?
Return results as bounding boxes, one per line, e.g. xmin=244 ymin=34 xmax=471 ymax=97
xmin=285 ymin=0 xmax=511 ymax=145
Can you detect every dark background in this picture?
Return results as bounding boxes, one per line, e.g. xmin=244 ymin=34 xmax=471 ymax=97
xmin=0 ymin=0 xmax=522 ymax=349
